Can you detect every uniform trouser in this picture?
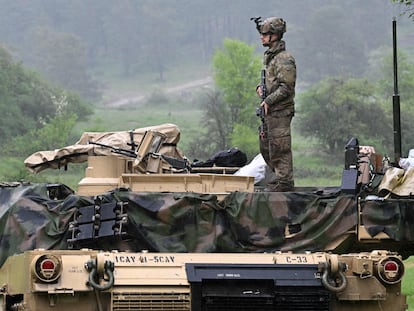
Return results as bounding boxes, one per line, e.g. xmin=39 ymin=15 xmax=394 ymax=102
xmin=259 ymin=109 xmax=294 ymax=185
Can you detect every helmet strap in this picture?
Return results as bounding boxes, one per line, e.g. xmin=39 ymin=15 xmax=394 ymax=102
xmin=268 ymin=34 xmax=279 ymax=46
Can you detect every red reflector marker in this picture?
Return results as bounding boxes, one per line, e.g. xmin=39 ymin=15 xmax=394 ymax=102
xmin=41 ymin=260 xmax=55 ymax=270
xmin=384 ymin=261 xmax=398 ymax=272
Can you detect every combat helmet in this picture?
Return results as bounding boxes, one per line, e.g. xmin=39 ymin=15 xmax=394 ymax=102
xmin=261 ymin=17 xmax=286 ymax=35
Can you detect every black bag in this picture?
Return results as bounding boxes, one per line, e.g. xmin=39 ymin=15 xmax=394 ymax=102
xmin=192 ymin=148 xmax=247 ymax=168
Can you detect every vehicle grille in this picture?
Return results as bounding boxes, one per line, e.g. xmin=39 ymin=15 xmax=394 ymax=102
xmin=274 ymin=287 xmax=330 ymax=310
xmin=186 ymin=263 xmax=331 ymax=311
xmin=203 ymin=296 xmax=274 ymax=311
xmin=202 ymin=287 xmax=331 ymax=311
xmin=112 ymin=292 xmax=191 ymax=311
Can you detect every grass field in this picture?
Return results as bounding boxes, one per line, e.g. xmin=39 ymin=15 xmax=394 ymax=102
xmin=404 ymin=257 xmax=414 ymax=310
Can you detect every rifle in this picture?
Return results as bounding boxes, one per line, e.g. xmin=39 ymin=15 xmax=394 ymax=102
xmin=256 ymin=69 xmax=267 ymax=140
xmin=89 ymin=141 xmax=190 ymax=171
xmin=89 ymin=141 xmax=137 ymax=158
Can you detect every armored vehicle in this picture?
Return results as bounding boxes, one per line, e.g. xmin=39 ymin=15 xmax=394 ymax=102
xmin=0 ymin=17 xmax=411 ymax=311
xmin=0 ymin=249 xmax=407 ymax=310
xmin=0 ymin=123 xmax=412 ymax=310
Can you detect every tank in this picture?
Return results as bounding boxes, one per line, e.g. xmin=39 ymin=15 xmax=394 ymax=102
xmin=0 ymin=249 xmax=407 ymax=310
xmin=0 ymin=123 xmax=412 ymax=310
xmin=0 ymin=18 xmax=411 ymax=311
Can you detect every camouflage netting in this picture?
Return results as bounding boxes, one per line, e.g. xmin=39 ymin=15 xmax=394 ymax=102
xmin=362 ymin=199 xmax=414 ymax=240
xmin=2 ymin=182 xmax=414 ymax=266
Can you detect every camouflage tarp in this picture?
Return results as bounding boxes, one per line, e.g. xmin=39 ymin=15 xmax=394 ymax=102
xmin=1 ymin=183 xmax=414 ymax=266
xmin=24 ymin=123 xmax=184 ymax=173
xmin=0 ymin=183 xmax=75 ymax=265
xmin=361 ymin=198 xmax=414 ymax=241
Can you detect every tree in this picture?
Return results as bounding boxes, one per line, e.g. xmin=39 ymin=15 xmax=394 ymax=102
xmin=140 ymin=1 xmax=180 ymax=82
xmin=296 ymin=6 xmax=368 ymax=83
xmin=187 ymin=89 xmax=230 ymax=160
xmin=297 ymin=76 xmax=391 ymax=157
xmin=29 ymin=27 xmax=102 ymax=100
xmin=375 ymin=49 xmax=414 ymax=155
xmin=193 ymin=39 xmax=262 ymax=158
xmin=188 ymin=39 xmax=261 ymax=159
xmin=4 ymin=113 xmax=78 ymax=156
xmin=102 ymin=1 xmax=144 ymax=77
xmin=0 ymin=0 xmax=408 ymax=93
xmin=377 ymin=50 xmax=414 ymax=104
xmin=213 ymin=39 xmax=261 ymax=125
xmin=0 ymin=46 xmax=93 ymax=149
xmin=393 ymin=0 xmax=414 ymax=19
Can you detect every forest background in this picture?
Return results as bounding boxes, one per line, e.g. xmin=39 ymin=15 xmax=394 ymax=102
xmin=1 ymin=1 xmax=414 ymax=308
xmin=0 ymin=0 xmax=413 ymax=188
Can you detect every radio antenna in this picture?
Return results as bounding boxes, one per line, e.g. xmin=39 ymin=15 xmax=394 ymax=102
xmin=392 ymin=17 xmax=402 ymax=165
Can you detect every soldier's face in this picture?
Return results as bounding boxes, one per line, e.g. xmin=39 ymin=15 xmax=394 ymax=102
xmin=260 ymin=32 xmax=277 ymax=47
xmin=260 ymin=33 xmax=272 ymax=47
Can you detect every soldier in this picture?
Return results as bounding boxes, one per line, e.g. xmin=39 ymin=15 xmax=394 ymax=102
xmin=255 ymin=17 xmax=296 ymax=192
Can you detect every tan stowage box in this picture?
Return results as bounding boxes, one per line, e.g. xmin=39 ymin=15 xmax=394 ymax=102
xmin=77 ymin=155 xmax=253 ymax=197
xmin=121 ymin=173 xmax=253 ymax=194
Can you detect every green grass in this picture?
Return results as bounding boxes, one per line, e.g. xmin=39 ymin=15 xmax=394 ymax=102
xmin=404 ymin=257 xmax=414 ymax=310
xmin=0 ymin=157 xmax=87 ymax=191
xmin=292 ymin=131 xmax=343 ymax=187
xmin=74 ymin=99 xmax=204 ymax=154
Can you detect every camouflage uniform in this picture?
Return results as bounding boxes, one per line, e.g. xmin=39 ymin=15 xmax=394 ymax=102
xmin=258 ymin=18 xmax=296 ymax=192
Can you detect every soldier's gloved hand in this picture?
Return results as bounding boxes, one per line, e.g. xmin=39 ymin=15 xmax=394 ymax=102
xmin=260 ymin=101 xmax=269 ymax=115
xmin=256 ymin=85 xmax=263 ymax=97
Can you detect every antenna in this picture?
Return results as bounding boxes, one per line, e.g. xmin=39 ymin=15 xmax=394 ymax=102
xmin=392 ymin=17 xmax=401 ymax=165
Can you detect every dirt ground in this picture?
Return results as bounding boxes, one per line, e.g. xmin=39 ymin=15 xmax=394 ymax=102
xmin=105 ymin=77 xmax=212 ymax=108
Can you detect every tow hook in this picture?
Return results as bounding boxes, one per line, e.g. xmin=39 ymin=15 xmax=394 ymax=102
xmin=320 ymin=255 xmax=347 ymax=293
xmin=85 ymin=256 xmax=115 ymax=291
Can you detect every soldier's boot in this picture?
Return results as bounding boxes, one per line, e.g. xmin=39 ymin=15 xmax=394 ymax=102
xmin=264 ymin=180 xmax=294 ymax=192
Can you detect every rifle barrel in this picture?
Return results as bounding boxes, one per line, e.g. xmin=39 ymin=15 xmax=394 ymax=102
xmin=89 ymin=141 xmax=137 ymax=158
